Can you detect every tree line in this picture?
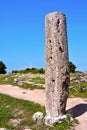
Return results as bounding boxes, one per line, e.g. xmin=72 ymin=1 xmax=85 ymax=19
xmin=0 ymin=61 xmax=76 ymax=74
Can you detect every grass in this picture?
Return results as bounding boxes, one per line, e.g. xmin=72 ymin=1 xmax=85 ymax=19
xmin=20 ymin=82 xmax=44 ymax=90
xmin=50 ymin=120 xmax=72 ymax=130
xmin=70 ymin=82 xmax=87 ymax=88
xmin=0 ymin=94 xmax=77 ymax=130
xmin=0 ymin=74 xmax=15 ymax=85
xmin=0 ymin=94 xmax=45 ymax=130
xmin=30 ymin=77 xmax=45 ymax=84
xmin=69 ymin=88 xmax=87 ymax=98
xmin=0 ymin=74 xmax=45 ymax=90
xmin=70 ymin=81 xmax=87 ymax=98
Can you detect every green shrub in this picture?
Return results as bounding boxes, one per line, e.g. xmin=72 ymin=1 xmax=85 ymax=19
xmin=12 ymin=68 xmax=45 ymax=74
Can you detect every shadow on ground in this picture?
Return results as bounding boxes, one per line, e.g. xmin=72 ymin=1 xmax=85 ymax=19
xmin=67 ymin=103 xmax=87 ymax=118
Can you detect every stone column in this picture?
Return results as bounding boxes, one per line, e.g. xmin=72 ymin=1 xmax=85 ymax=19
xmin=45 ymin=12 xmax=70 ymax=125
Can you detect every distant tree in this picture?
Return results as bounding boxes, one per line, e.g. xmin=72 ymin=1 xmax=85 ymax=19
xmin=69 ymin=61 xmax=76 ymax=73
xmin=39 ymin=68 xmax=45 ymax=74
xmin=0 ymin=61 xmax=7 ymax=74
xmin=12 ymin=70 xmax=18 ymax=74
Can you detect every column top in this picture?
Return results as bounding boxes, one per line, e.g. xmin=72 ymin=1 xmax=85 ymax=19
xmin=45 ymin=12 xmax=66 ymax=18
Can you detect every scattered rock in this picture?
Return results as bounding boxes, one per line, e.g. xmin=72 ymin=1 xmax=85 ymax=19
xmin=23 ymin=81 xmax=45 ymax=88
xmin=0 ymin=128 xmax=8 ymax=130
xmin=70 ymin=117 xmax=74 ymax=122
xmin=17 ymin=81 xmax=23 ymax=86
xmin=5 ymin=77 xmax=11 ymax=82
xmin=9 ymin=118 xmax=22 ymax=126
xmin=32 ymin=112 xmax=43 ymax=122
xmin=13 ymin=109 xmax=24 ymax=117
xmin=14 ymin=78 xmax=23 ymax=83
xmin=18 ymin=126 xmax=32 ymax=130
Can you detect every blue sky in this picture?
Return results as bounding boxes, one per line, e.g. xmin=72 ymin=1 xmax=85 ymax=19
xmin=0 ymin=0 xmax=87 ymax=72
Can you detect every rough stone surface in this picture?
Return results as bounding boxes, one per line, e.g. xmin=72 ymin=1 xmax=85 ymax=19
xmin=45 ymin=12 xmax=70 ymax=123
xmin=32 ymin=112 xmax=43 ymax=122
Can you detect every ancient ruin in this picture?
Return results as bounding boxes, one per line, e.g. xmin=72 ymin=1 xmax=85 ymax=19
xmin=45 ymin=12 xmax=70 ymax=125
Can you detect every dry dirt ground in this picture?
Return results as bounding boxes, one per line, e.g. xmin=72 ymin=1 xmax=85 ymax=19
xmin=0 ymin=84 xmax=87 ymax=130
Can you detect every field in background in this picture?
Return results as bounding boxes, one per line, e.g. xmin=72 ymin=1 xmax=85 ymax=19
xmin=0 ymin=71 xmax=87 ymax=98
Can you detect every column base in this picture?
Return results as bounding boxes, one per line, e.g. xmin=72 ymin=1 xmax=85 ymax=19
xmin=44 ymin=115 xmax=67 ymax=126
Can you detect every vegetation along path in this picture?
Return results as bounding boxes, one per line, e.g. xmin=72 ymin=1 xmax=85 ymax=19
xmin=0 ymin=84 xmax=87 ymax=130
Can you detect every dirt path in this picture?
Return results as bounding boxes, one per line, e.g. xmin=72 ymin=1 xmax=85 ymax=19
xmin=0 ymin=84 xmax=87 ymax=130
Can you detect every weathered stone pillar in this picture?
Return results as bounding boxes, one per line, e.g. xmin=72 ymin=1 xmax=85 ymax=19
xmin=45 ymin=12 xmax=70 ymax=125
